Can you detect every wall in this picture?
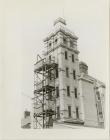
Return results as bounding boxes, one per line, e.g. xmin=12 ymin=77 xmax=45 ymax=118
xmin=79 ymin=78 xmax=98 ymax=127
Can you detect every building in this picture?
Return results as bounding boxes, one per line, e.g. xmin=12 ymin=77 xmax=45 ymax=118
xmin=33 ymin=18 xmax=105 ymax=129
xmin=79 ymin=62 xmax=105 ymax=128
xmin=21 ymin=110 xmax=31 ymax=129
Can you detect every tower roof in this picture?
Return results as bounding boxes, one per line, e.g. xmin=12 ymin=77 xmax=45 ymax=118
xmin=54 ymin=17 xmax=66 ymax=26
xmin=43 ymin=18 xmax=78 ymax=42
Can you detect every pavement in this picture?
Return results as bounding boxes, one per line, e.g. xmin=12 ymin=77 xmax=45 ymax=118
xmin=53 ymin=122 xmax=84 ymax=129
xmin=53 ymin=122 xmax=102 ymax=129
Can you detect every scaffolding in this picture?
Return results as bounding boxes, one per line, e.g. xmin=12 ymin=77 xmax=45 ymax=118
xmin=33 ymin=54 xmax=58 ymax=129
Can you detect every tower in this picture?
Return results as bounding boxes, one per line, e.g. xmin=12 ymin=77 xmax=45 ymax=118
xmin=43 ymin=17 xmax=84 ymax=124
xmin=33 ymin=18 xmax=105 ymax=129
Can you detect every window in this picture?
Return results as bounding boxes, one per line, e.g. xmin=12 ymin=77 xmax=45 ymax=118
xmin=63 ymin=38 xmax=67 ymax=44
xmin=66 ymin=67 xmax=69 ymax=77
xmin=57 ymin=106 xmax=60 ymax=119
xmin=49 ymin=55 xmax=51 ymax=61
xmin=67 ymin=86 xmax=70 ymax=96
xmin=96 ymin=91 xmax=100 ymax=100
xmin=97 ymin=102 xmax=103 ymax=117
xmin=73 ymin=70 xmax=76 ymax=79
xmin=72 ymin=54 xmax=74 ymax=62
xmin=49 ymin=42 xmax=51 ymax=46
xmin=56 ymin=86 xmax=59 ymax=98
xmin=48 ymin=91 xmax=52 ymax=100
xmin=74 ymin=88 xmax=77 ymax=98
xmin=99 ymin=112 xmax=102 ymax=115
xmin=55 ymin=38 xmax=58 ymax=43
xmin=49 ymin=71 xmax=51 ymax=80
xmin=68 ymin=106 xmax=71 ymax=117
xmin=56 ymin=68 xmax=59 ymax=78
xmin=76 ymin=107 xmax=79 ymax=119
xmin=70 ymin=41 xmax=73 ymax=47
xmin=65 ymin=51 xmax=68 ymax=60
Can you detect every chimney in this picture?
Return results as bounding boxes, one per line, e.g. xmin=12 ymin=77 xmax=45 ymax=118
xmin=24 ymin=110 xmax=30 ymax=118
xmin=79 ymin=61 xmax=88 ymax=74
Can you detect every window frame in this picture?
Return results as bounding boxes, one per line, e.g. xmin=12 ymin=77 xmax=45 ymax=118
xmin=65 ymin=51 xmax=68 ymax=60
xmin=56 ymin=67 xmax=59 ymax=78
xmin=63 ymin=38 xmax=67 ymax=44
xmin=55 ymin=38 xmax=58 ymax=43
xmin=49 ymin=55 xmax=51 ymax=61
xmin=66 ymin=67 xmax=69 ymax=77
xmin=67 ymin=86 xmax=70 ymax=96
xmin=73 ymin=70 xmax=76 ymax=80
xmin=48 ymin=91 xmax=52 ymax=100
xmin=57 ymin=106 xmax=60 ymax=119
xmin=74 ymin=88 xmax=77 ymax=98
xmin=49 ymin=42 xmax=51 ymax=46
xmin=56 ymin=86 xmax=59 ymax=98
xmin=68 ymin=106 xmax=71 ymax=117
xmin=96 ymin=91 xmax=100 ymax=100
xmin=49 ymin=71 xmax=52 ymax=80
xmin=70 ymin=40 xmax=73 ymax=47
xmin=76 ymin=107 xmax=79 ymax=119
xmin=72 ymin=54 xmax=75 ymax=62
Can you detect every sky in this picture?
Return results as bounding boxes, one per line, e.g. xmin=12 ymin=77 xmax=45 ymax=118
xmin=1 ymin=0 xmax=109 ymax=138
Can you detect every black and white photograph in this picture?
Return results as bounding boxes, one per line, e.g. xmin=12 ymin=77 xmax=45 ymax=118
xmin=0 ymin=0 xmax=109 ymax=139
